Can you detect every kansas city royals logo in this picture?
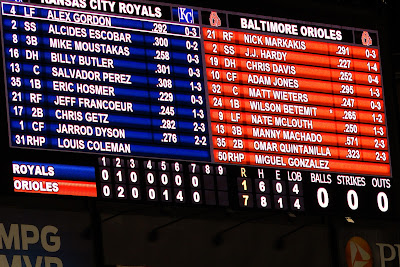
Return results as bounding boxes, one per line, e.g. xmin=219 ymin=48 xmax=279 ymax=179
xmin=178 ymin=7 xmax=194 ymax=24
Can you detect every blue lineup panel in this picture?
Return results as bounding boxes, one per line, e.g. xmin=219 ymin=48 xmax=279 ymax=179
xmin=2 ymin=2 xmax=210 ymax=161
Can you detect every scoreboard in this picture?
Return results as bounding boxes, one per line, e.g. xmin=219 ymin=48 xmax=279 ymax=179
xmin=0 ymin=0 xmax=393 ymax=216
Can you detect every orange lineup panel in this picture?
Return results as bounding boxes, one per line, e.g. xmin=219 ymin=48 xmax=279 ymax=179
xmin=202 ymin=28 xmax=380 ymax=61
xmin=13 ymin=177 xmax=97 ymax=197
xmin=208 ymin=82 xmax=384 ymax=100
xmin=213 ymin=150 xmax=390 ymax=176
xmin=204 ymin=27 xmax=388 ymax=177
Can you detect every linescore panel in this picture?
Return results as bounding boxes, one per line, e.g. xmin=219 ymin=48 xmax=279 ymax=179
xmin=96 ymin=156 xmax=391 ymax=214
xmin=0 ymin=0 xmax=393 ymax=217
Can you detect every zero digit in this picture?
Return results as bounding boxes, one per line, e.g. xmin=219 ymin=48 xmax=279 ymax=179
xmin=102 ymin=184 xmax=112 ymax=198
xmin=101 ymin=168 xmax=110 ymax=181
xmin=192 ymin=191 xmax=201 ymax=203
xmin=377 ymin=192 xmax=389 ymax=212
xmin=317 ymin=187 xmax=329 ymax=208
xmin=147 ymin=187 xmax=157 ymax=201
xmin=347 ymin=190 xmax=359 ymax=210
xmin=130 ymin=186 xmax=141 ymax=200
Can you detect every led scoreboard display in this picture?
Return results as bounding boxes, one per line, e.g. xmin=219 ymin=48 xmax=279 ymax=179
xmin=0 ymin=0 xmax=393 ymax=216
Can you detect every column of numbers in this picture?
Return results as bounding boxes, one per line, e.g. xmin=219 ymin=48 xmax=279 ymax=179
xmin=3 ymin=7 xmax=46 ymax=148
xmin=236 ymin=168 xmax=305 ymax=211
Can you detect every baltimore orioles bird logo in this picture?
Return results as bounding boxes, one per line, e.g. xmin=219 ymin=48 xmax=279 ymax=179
xmin=209 ymin=11 xmax=221 ymax=27
xmin=362 ymin=31 xmax=372 ymax=46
